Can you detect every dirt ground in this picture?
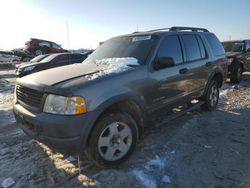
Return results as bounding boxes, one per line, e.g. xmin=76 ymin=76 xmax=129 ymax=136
xmin=1 ymin=66 xmax=250 ymax=188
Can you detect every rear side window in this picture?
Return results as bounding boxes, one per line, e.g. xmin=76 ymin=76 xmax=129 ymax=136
xmin=157 ymin=35 xmax=183 ymax=64
xmin=205 ymin=34 xmax=225 ymax=56
xmin=181 ymin=34 xmax=201 ymax=62
xmin=196 ymin=35 xmax=206 ymax=59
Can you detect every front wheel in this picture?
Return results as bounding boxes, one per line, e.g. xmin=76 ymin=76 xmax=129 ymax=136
xmin=86 ymin=113 xmax=138 ymax=167
xmin=201 ymin=80 xmax=219 ymax=111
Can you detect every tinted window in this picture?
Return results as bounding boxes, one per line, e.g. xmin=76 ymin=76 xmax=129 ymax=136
xmin=245 ymin=41 xmax=250 ymax=51
xmin=181 ymin=34 xmax=201 ymax=61
xmin=222 ymin=42 xmax=244 ymax=52
xmin=157 ymin=35 xmax=183 ymax=64
xmin=70 ymin=54 xmax=85 ymax=63
xmin=52 ymin=43 xmax=62 ymax=49
xmin=205 ymin=34 xmax=225 ymax=56
xmin=39 ymin=41 xmax=50 ymax=47
xmin=196 ymin=35 xmax=206 ymax=58
xmin=54 ymin=54 xmax=69 ymax=64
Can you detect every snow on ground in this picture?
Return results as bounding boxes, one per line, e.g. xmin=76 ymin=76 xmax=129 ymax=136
xmin=85 ymin=57 xmax=139 ymax=80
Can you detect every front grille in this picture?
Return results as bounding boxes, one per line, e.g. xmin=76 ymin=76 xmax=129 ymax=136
xmin=16 ymin=85 xmax=44 ymax=108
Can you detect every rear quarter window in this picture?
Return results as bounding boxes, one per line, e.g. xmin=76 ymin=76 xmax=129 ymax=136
xmin=205 ymin=34 xmax=225 ymax=56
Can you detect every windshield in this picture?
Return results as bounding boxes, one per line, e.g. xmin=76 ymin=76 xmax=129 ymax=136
xmin=30 ymin=54 xmax=49 ymax=62
xmin=85 ymin=35 xmax=156 ymax=65
xmin=222 ymin=42 xmax=244 ymax=52
xmin=40 ymin=54 xmax=59 ymax=63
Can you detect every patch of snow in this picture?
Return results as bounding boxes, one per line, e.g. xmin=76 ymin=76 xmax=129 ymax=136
xmin=66 ymin=155 xmax=76 ymax=162
xmin=162 ymin=175 xmax=171 ymax=183
xmin=1 ymin=177 xmax=15 ymax=188
xmin=132 ymin=170 xmax=156 ymax=188
xmin=204 ymin=145 xmax=212 ymax=149
xmin=85 ymin=57 xmax=139 ymax=80
xmin=145 ymin=155 xmax=166 ymax=170
xmin=170 ymin=150 xmax=175 ymax=155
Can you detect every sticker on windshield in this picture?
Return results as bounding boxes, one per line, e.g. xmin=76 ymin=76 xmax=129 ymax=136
xmin=132 ymin=36 xmax=151 ymax=42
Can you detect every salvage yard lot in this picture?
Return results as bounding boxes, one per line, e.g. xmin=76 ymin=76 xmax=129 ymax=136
xmin=1 ymin=66 xmax=250 ymax=188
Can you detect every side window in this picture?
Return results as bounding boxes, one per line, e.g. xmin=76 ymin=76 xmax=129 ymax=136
xmin=181 ymin=34 xmax=201 ymax=62
xmin=53 ymin=54 xmax=69 ymax=64
xmin=246 ymin=41 xmax=250 ymax=51
xmin=196 ymin=35 xmax=206 ymax=59
xmin=205 ymin=34 xmax=225 ymax=56
xmin=52 ymin=43 xmax=62 ymax=49
xmin=39 ymin=41 xmax=50 ymax=48
xmin=70 ymin=54 xmax=85 ymax=63
xmin=157 ymin=35 xmax=183 ymax=64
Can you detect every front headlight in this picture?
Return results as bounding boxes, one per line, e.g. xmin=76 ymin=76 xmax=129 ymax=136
xmin=23 ymin=65 xmax=35 ymax=72
xmin=43 ymin=94 xmax=87 ymax=115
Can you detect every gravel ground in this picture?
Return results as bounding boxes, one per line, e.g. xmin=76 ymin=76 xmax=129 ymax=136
xmin=0 ymin=67 xmax=250 ymax=188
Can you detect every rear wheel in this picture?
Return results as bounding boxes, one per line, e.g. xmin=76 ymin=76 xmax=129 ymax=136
xmin=201 ymin=80 xmax=219 ymax=111
xmin=86 ymin=113 xmax=138 ymax=167
xmin=35 ymin=49 xmax=43 ymax=56
xmin=231 ymin=64 xmax=243 ymax=83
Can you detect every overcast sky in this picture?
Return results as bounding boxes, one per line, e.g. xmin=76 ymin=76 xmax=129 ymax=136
xmin=0 ymin=0 xmax=250 ymax=50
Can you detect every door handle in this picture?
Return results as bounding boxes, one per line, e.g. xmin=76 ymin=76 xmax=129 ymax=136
xmin=179 ymin=68 xmax=189 ymax=74
xmin=206 ymin=62 xmax=212 ymax=67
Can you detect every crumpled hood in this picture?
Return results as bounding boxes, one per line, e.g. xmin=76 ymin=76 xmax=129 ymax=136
xmin=226 ymin=52 xmax=241 ymax=58
xmin=19 ymin=63 xmax=103 ymax=86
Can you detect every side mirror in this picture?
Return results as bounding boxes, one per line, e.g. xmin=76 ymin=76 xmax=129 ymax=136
xmin=154 ymin=57 xmax=175 ymax=70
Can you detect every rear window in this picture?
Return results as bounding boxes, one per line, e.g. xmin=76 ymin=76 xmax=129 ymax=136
xmin=205 ymin=34 xmax=225 ymax=56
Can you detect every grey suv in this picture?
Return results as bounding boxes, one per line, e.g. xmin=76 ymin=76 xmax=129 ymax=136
xmin=13 ymin=27 xmax=227 ymax=167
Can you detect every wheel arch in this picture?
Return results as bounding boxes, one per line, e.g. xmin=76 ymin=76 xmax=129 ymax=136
xmin=203 ymin=70 xmax=224 ymax=97
xmin=86 ymin=95 xmax=147 ymax=146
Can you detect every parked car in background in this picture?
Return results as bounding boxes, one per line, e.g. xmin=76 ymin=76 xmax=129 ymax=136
xmin=16 ymin=53 xmax=87 ymax=77
xmin=25 ymin=38 xmax=68 ymax=56
xmin=0 ymin=54 xmax=20 ymax=62
xmin=15 ymin=54 xmax=50 ymax=69
xmin=14 ymin=27 xmax=227 ymax=167
xmin=222 ymin=40 xmax=250 ymax=83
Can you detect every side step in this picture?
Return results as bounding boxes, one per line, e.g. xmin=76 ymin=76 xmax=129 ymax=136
xmin=149 ymin=101 xmax=204 ymax=130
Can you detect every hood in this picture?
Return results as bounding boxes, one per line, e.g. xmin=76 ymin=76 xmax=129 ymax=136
xmin=226 ymin=52 xmax=242 ymax=58
xmin=19 ymin=57 xmax=139 ymax=87
xmin=19 ymin=63 xmax=102 ymax=86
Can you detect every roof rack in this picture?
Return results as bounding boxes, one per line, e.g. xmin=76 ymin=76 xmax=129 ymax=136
xmin=147 ymin=26 xmax=209 ymax=33
xmin=170 ymin=26 xmax=209 ymax=32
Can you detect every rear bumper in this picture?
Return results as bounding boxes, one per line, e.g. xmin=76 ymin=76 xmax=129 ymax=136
xmin=13 ymin=104 xmax=100 ymax=153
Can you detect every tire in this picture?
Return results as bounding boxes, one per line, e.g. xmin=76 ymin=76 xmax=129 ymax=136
xmin=85 ymin=113 xmax=138 ymax=167
xmin=35 ymin=49 xmax=43 ymax=56
xmin=201 ymin=80 xmax=219 ymax=111
xmin=231 ymin=64 xmax=243 ymax=83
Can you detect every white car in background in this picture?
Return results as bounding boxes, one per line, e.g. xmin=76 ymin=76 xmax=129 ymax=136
xmin=0 ymin=54 xmax=20 ymax=62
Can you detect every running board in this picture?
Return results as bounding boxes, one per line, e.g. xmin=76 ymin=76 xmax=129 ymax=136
xmin=149 ymin=101 xmax=204 ymax=130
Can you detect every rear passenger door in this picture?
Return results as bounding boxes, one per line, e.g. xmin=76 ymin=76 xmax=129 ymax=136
xmin=179 ymin=34 xmax=209 ymax=94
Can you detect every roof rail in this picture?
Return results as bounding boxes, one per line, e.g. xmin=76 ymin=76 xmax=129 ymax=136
xmin=169 ymin=26 xmax=209 ymax=32
xmin=147 ymin=28 xmax=171 ymax=32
